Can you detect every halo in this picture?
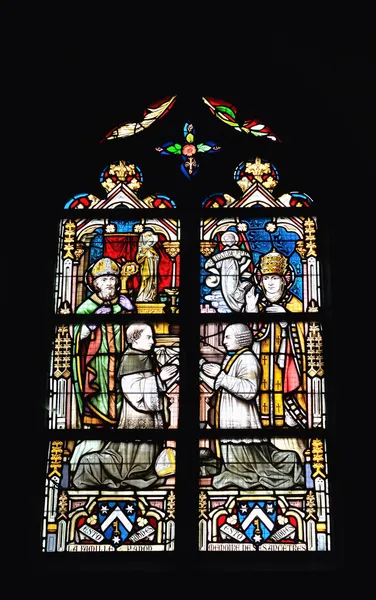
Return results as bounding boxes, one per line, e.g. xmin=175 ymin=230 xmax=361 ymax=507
xmin=84 ymin=258 xmax=121 ymax=294
xmin=84 ymin=261 xmax=96 ymax=294
xmin=221 ymin=230 xmax=239 ymax=245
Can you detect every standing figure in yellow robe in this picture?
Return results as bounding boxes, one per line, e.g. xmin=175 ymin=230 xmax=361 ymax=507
xmin=245 ymin=249 xmax=307 ymax=428
xmin=136 ymin=231 xmax=159 ymax=302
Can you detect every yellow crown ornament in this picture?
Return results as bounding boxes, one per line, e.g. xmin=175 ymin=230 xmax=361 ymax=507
xmin=260 ymin=250 xmax=288 ymax=276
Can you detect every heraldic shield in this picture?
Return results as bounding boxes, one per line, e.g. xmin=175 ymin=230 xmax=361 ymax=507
xmin=98 ymin=500 xmax=137 ymax=547
xmin=236 ymin=499 xmax=277 ymax=546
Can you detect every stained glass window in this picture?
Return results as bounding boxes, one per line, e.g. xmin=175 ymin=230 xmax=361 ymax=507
xmin=37 ymin=94 xmax=338 ymax=572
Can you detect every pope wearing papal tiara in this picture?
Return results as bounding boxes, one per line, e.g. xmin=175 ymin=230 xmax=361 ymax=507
xmin=245 ymin=249 xmax=307 ymax=428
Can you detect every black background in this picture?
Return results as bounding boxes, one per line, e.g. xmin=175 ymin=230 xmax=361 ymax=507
xmin=8 ymin=7 xmax=371 ymax=590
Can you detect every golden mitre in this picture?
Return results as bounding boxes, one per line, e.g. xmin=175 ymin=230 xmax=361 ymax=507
xmin=260 ymin=250 xmax=288 ymax=276
xmin=91 ymin=257 xmax=120 ymax=279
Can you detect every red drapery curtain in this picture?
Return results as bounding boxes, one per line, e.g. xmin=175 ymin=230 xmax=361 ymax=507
xmin=104 ymin=233 xmax=179 ymax=292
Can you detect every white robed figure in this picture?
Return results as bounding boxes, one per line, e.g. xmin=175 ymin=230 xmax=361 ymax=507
xmin=199 ymin=323 xmax=304 ymax=490
xmin=204 ymin=230 xmax=252 ymax=312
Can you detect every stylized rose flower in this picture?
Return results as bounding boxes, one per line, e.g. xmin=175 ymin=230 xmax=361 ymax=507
xmin=156 ymin=122 xmax=220 ymax=178
xmin=182 ymin=144 xmax=197 ymax=157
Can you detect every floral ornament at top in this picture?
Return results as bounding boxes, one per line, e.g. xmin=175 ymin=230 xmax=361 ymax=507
xmin=155 ymin=121 xmax=221 ymax=178
xmin=100 ymin=160 xmax=143 ymax=192
xmin=235 ymin=157 xmax=279 ymax=192
xmin=202 ymin=97 xmax=281 ymax=142
xmin=63 ymin=160 xmax=177 ymax=210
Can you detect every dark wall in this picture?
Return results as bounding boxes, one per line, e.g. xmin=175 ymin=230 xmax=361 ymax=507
xmin=13 ymin=15 xmax=370 ymax=584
